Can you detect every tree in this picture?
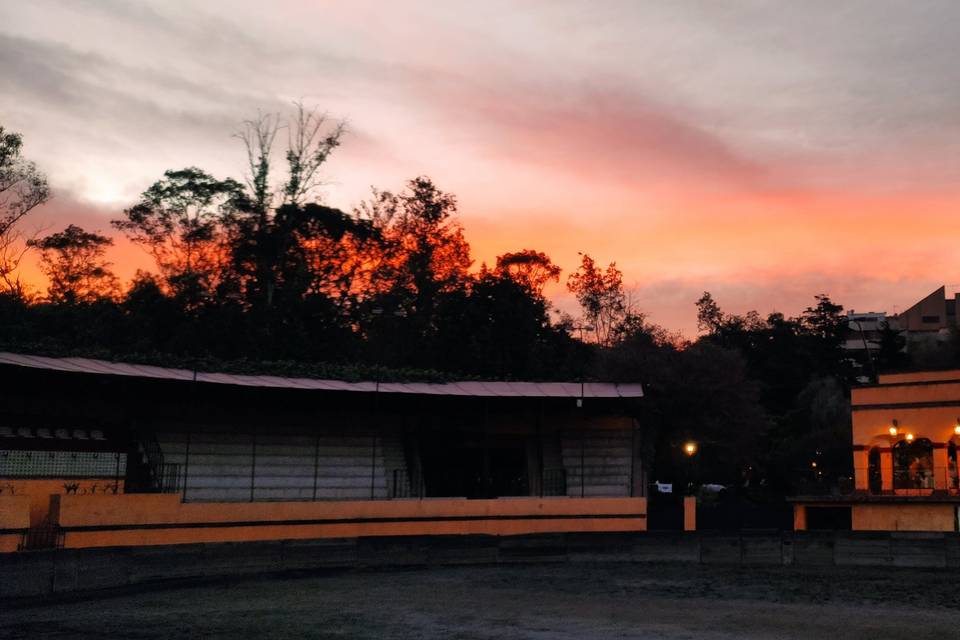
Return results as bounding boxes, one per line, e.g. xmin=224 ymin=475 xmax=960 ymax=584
xmin=364 ymin=177 xmax=472 ymax=318
xmin=113 ymin=167 xmax=245 ymax=309
xmin=0 ymin=125 xmax=49 ymax=294
xmin=566 ymin=253 xmax=627 ymax=346
xmin=27 ymin=225 xmax=117 ymax=303
xmin=696 ymin=291 xmax=724 ymax=334
xmin=232 ymin=103 xmax=347 ymax=310
xmin=494 ymin=249 xmax=561 ymax=296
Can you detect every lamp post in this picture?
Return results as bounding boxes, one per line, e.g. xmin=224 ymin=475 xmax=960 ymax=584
xmin=683 ymin=441 xmax=699 ymax=496
xmin=849 ymin=319 xmax=877 ymax=382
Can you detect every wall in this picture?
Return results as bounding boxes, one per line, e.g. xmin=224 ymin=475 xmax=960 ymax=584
xmin=6 ymin=530 xmax=960 ymax=600
xmin=0 ymin=478 xmax=124 ymax=527
xmin=0 ymin=496 xmax=29 ymax=552
xmin=53 ymin=494 xmax=648 ymax=549
xmin=852 ymin=504 xmax=957 ymax=532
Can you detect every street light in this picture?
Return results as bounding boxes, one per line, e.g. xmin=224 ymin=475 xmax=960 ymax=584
xmin=848 ymin=318 xmax=878 ymax=381
xmin=683 ymin=442 xmax=698 ymax=456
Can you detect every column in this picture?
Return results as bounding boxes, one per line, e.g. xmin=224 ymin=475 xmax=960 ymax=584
xmin=880 ymin=449 xmax=893 ymax=492
xmin=853 ymin=448 xmax=869 ymax=492
xmin=933 ymin=445 xmax=948 ymax=491
xmin=683 ymin=496 xmax=697 ymax=531
xmin=793 ymin=504 xmax=807 ymax=531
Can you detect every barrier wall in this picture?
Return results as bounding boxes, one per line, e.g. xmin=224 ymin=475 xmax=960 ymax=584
xmin=5 ymin=530 xmax=960 ymax=600
xmin=0 ymin=478 xmax=124 ymax=527
xmin=53 ymin=495 xmax=648 ymax=549
xmin=0 ymin=496 xmax=29 ymax=552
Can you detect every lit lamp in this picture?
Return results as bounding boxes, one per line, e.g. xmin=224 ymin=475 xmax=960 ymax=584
xmin=905 ymin=433 xmax=915 ymax=442
xmin=683 ymin=442 xmax=698 ymax=456
xmin=888 ymin=419 xmax=899 ymax=437
xmin=954 ymin=419 xmax=960 ymax=436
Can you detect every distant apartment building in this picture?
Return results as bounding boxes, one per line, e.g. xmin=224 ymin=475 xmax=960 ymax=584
xmin=895 ymin=285 xmax=959 ymax=342
xmin=843 ymin=311 xmax=891 ymax=381
xmin=844 ymin=310 xmax=888 ymax=353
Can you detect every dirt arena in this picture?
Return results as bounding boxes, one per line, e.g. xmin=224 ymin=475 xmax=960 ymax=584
xmin=4 ymin=562 xmax=959 ymax=639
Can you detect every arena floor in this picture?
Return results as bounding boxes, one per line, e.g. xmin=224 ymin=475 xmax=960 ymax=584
xmin=3 ymin=562 xmax=959 ymax=639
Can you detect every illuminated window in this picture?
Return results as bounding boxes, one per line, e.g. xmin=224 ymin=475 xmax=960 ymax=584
xmin=893 ymin=438 xmax=934 ymax=490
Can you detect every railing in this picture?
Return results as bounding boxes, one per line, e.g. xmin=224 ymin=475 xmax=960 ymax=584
xmin=20 ymin=522 xmax=63 ymax=551
xmin=130 ymin=427 xmax=181 ymax=494
xmin=541 ymin=468 xmax=567 ymax=496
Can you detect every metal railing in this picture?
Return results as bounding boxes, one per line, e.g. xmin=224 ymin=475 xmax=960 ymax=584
xmin=541 ymin=468 xmax=567 ymax=496
xmin=20 ymin=523 xmax=63 ymax=551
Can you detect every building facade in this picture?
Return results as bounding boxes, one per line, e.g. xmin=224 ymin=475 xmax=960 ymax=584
xmin=795 ymin=369 xmax=960 ymax=532
xmin=0 ymin=353 xmax=648 ymax=551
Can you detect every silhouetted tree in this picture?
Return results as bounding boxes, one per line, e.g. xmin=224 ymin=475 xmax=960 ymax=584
xmin=360 ymin=177 xmax=472 ymax=354
xmin=567 ymin=253 xmax=627 ymax=346
xmin=0 ymin=125 xmax=49 ymax=294
xmin=113 ymin=168 xmax=245 ymax=310
xmin=232 ymin=104 xmax=347 ymax=310
xmin=494 ymin=249 xmax=561 ymax=296
xmin=27 ymin=225 xmax=117 ymax=303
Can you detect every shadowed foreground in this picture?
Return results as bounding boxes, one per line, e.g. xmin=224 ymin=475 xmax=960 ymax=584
xmin=4 ymin=562 xmax=959 ymax=639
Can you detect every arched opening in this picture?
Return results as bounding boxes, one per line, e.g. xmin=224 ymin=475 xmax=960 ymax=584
xmin=893 ymin=438 xmax=934 ymax=490
xmin=948 ymin=442 xmax=958 ymax=493
xmin=867 ymin=447 xmax=882 ymax=494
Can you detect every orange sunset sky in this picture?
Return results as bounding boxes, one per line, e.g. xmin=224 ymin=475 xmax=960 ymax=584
xmin=4 ymin=1 xmax=960 ymax=335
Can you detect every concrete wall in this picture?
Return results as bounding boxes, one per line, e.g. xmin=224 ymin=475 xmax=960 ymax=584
xmin=6 ymin=530 xmax=960 ymax=600
xmin=851 ymin=503 xmax=957 ymax=532
xmin=52 ymin=494 xmax=648 ymax=549
xmin=0 ymin=496 xmax=29 ymax=552
xmin=0 ymin=478 xmax=125 ymax=527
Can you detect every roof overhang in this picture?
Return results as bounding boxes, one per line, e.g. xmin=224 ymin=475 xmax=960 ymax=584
xmin=0 ymin=352 xmax=643 ymax=399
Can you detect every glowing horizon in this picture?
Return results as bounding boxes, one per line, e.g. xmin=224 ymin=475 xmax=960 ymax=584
xmin=5 ymin=1 xmax=960 ymax=335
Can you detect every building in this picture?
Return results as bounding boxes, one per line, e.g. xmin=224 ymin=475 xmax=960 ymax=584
xmin=893 ymin=285 xmax=960 ymax=356
xmin=0 ymin=352 xmax=649 ymax=551
xmin=843 ymin=310 xmax=890 ymax=381
xmin=794 ymin=368 xmax=960 ymax=532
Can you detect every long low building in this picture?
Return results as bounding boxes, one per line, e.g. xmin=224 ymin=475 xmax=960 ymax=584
xmin=0 ymin=353 xmax=648 ymax=551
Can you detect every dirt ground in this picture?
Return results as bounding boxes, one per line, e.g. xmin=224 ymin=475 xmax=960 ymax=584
xmin=3 ymin=562 xmax=960 ymax=639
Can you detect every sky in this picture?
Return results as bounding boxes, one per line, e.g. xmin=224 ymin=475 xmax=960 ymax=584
xmin=4 ymin=0 xmax=960 ymax=335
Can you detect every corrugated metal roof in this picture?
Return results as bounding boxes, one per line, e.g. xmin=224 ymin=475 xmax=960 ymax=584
xmin=0 ymin=352 xmax=643 ymax=398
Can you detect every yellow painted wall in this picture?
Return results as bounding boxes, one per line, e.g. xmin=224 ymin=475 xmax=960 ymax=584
xmin=54 ymin=495 xmax=647 ymax=549
xmin=0 ymin=496 xmax=30 ymax=552
xmin=879 ymin=370 xmax=960 ymax=384
xmin=851 ymin=504 xmax=957 ymax=532
xmin=0 ymin=478 xmax=124 ymax=527
xmin=854 ymin=381 xmax=960 ymax=408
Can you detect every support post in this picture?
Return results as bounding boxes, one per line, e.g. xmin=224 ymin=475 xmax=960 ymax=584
xmin=880 ymin=449 xmax=893 ymax=492
xmin=853 ymin=448 xmax=869 ymax=491
xmin=793 ymin=504 xmax=807 ymax=531
xmin=536 ymin=404 xmax=543 ymax=498
xmin=683 ymin=495 xmax=697 ymax=531
xmin=182 ymin=426 xmax=191 ymax=502
xmin=370 ymin=433 xmax=377 ymax=500
xmin=312 ymin=430 xmax=320 ymax=501
xmin=580 ymin=414 xmax=586 ymax=499
xmin=249 ymin=428 xmax=257 ymax=503
xmin=934 ymin=444 xmax=949 ymax=491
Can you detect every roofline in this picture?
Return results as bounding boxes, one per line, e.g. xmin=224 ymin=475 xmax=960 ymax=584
xmin=0 ymin=352 xmax=644 ymax=399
